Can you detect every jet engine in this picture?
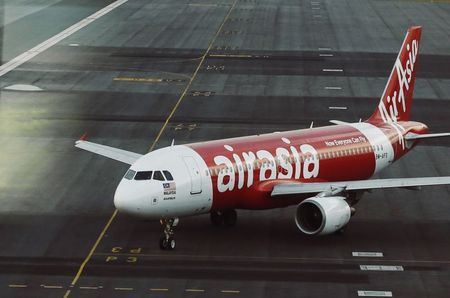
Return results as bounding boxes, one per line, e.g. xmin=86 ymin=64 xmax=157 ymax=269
xmin=295 ymin=196 xmax=351 ymax=235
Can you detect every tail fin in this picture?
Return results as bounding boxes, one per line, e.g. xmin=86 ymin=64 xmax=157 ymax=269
xmin=368 ymin=26 xmax=422 ymax=124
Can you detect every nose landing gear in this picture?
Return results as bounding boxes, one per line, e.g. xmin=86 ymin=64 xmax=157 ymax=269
xmin=159 ymin=218 xmax=178 ymax=250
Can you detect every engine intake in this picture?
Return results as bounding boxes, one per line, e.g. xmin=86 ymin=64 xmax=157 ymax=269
xmin=295 ymin=196 xmax=351 ymax=235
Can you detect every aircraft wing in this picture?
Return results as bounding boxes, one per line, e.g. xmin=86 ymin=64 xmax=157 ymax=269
xmin=75 ymin=140 xmax=143 ymax=165
xmin=271 ymin=176 xmax=450 ymax=197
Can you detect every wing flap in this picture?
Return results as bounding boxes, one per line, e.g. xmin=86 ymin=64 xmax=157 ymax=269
xmin=75 ymin=140 xmax=142 ymax=165
xmin=271 ymin=177 xmax=450 ymax=197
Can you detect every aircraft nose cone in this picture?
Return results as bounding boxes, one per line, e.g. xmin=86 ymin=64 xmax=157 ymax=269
xmin=113 ymin=182 xmax=128 ymax=211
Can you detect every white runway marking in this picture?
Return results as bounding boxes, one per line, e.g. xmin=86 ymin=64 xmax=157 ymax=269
xmin=41 ymin=285 xmax=63 ymax=289
xmin=318 ymin=47 xmax=332 ymax=51
xmin=360 ymin=265 xmax=404 ymax=271
xmin=69 ymin=43 xmax=80 ymax=47
xmin=353 ymin=252 xmax=384 ymax=257
xmin=0 ymin=0 xmax=128 ymax=78
xmin=325 ymin=86 xmax=342 ymax=90
xmin=357 ymin=290 xmax=393 ymax=297
xmin=323 ymin=68 xmax=343 ymax=72
xmin=4 ymin=84 xmax=43 ymax=91
xmin=79 ymin=286 xmax=101 ymax=290
xmin=319 ymin=53 xmax=333 ymax=57
xmin=329 ymin=106 xmax=347 ymax=110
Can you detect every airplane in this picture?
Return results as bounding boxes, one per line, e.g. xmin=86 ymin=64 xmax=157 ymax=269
xmin=75 ymin=26 xmax=450 ymax=250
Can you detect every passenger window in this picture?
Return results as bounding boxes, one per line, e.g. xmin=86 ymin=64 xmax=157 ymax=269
xmin=135 ymin=171 xmax=152 ymax=180
xmin=153 ymin=171 xmax=165 ymax=181
xmin=163 ymin=170 xmax=173 ymax=181
xmin=124 ymin=169 xmax=136 ymax=180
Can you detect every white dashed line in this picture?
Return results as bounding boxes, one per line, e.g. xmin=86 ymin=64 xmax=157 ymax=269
xmin=41 ymin=285 xmax=63 ymax=289
xmin=353 ymin=252 xmax=384 ymax=257
xmin=221 ymin=290 xmax=241 ymax=294
xmin=69 ymin=43 xmax=79 ymax=47
xmin=319 ymin=53 xmax=333 ymax=57
xmin=313 ymin=15 xmax=322 ymax=17
xmin=114 ymin=287 xmax=133 ymax=291
xmin=8 ymin=284 xmax=27 ymax=288
xmin=325 ymin=86 xmax=342 ymax=90
xmin=323 ymin=68 xmax=343 ymax=72
xmin=150 ymin=288 xmax=169 ymax=291
xmin=357 ymin=290 xmax=393 ymax=297
xmin=360 ymin=265 xmax=404 ymax=271
xmin=186 ymin=289 xmax=206 ymax=292
xmin=0 ymin=0 xmax=128 ymax=77
xmin=329 ymin=106 xmax=347 ymax=110
xmin=318 ymin=47 xmax=332 ymax=51
xmin=79 ymin=286 xmax=99 ymax=290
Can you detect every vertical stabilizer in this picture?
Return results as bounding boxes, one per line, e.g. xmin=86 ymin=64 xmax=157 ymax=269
xmin=368 ymin=26 xmax=422 ymax=124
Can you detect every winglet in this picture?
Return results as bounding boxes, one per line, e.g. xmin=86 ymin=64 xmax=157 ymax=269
xmin=77 ymin=132 xmax=88 ymax=144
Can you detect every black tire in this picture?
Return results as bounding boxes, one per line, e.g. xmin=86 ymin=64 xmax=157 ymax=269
xmin=223 ymin=210 xmax=237 ymax=227
xmin=210 ymin=211 xmax=224 ymax=226
xmin=159 ymin=235 xmax=169 ymax=250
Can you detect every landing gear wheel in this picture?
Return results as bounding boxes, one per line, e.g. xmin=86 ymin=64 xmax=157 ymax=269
xmin=168 ymin=237 xmax=176 ymax=250
xmin=223 ymin=209 xmax=237 ymax=227
xmin=210 ymin=211 xmax=224 ymax=226
xmin=159 ymin=218 xmax=178 ymax=250
xmin=159 ymin=235 xmax=169 ymax=250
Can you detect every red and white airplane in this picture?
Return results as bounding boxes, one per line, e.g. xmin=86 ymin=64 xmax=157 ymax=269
xmin=76 ymin=26 xmax=450 ymax=250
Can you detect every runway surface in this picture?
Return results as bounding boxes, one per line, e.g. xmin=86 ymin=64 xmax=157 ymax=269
xmin=0 ymin=0 xmax=450 ymax=297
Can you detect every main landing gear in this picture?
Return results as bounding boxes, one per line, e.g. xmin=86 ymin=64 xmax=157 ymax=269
xmin=210 ymin=210 xmax=237 ymax=227
xmin=159 ymin=218 xmax=178 ymax=250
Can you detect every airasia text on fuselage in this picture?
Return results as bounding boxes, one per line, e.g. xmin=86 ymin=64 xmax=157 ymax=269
xmin=213 ymin=138 xmax=319 ymax=193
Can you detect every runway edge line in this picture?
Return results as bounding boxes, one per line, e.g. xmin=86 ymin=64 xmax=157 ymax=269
xmin=0 ymin=0 xmax=129 ymax=78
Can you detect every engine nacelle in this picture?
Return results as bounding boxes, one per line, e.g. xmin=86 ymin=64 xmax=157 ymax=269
xmin=295 ymin=196 xmax=351 ymax=235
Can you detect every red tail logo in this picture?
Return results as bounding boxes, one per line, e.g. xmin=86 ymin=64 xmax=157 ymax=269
xmin=369 ymin=26 xmax=422 ymax=124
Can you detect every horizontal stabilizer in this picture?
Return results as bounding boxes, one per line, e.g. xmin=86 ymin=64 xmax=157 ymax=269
xmin=75 ymin=140 xmax=142 ymax=165
xmin=405 ymin=132 xmax=450 ymax=141
xmin=271 ymin=176 xmax=450 ymax=197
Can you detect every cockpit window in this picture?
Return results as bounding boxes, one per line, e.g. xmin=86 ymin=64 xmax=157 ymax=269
xmin=124 ymin=169 xmax=136 ymax=180
xmin=153 ymin=171 xmax=165 ymax=181
xmin=163 ymin=170 xmax=173 ymax=181
xmin=134 ymin=171 xmax=153 ymax=180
